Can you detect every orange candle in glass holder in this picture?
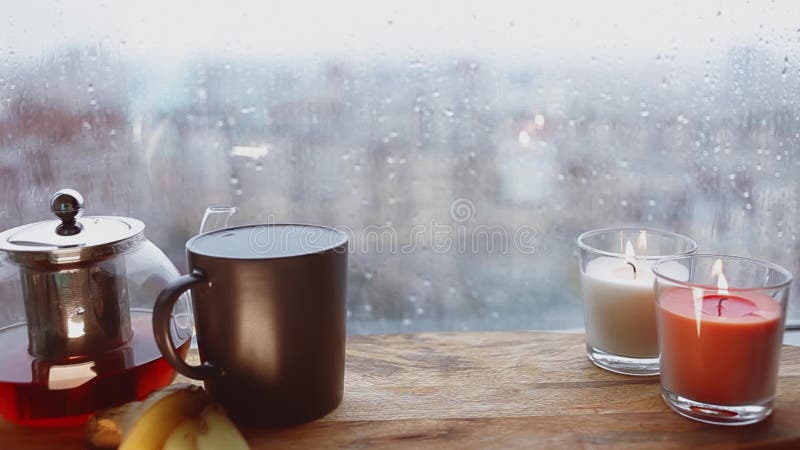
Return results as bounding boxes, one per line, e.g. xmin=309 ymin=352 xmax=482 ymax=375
xmin=655 ymin=255 xmax=791 ymax=425
xmin=657 ymin=265 xmax=783 ymax=406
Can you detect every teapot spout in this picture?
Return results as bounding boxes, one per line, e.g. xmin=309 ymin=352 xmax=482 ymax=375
xmin=199 ymin=205 xmax=238 ymax=234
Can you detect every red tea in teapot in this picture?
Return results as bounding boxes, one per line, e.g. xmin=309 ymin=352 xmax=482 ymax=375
xmin=0 ymin=311 xmax=189 ymax=426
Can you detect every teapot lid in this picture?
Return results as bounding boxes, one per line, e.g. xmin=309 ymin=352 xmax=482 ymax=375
xmin=0 ymin=189 xmax=145 ymax=267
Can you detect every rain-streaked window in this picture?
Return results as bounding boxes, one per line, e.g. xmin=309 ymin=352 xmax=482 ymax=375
xmin=1 ymin=1 xmax=798 ymax=333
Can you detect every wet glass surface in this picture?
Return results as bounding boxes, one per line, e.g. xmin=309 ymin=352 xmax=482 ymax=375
xmin=1 ymin=1 xmax=798 ymax=333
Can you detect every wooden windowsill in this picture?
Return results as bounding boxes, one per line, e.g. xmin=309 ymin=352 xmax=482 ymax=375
xmin=2 ymin=331 xmax=799 ymax=448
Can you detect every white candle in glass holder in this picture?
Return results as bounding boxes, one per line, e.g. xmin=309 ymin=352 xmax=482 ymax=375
xmin=582 ymin=239 xmax=688 ymax=358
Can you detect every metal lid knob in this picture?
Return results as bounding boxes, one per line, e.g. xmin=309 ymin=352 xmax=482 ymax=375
xmin=50 ymin=189 xmax=84 ymax=236
xmin=0 ymin=188 xmax=145 ymax=268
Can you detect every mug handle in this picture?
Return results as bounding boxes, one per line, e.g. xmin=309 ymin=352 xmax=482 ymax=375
xmin=153 ymin=270 xmax=222 ymax=380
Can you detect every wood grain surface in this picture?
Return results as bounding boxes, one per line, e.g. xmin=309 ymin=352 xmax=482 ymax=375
xmin=2 ymin=332 xmax=799 ymax=449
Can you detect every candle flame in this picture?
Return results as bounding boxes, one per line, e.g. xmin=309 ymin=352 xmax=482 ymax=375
xmin=637 ymin=230 xmax=647 ymax=253
xmin=717 ymin=273 xmax=729 ymax=296
xmin=625 ymin=240 xmax=636 ymax=260
xmin=624 ymin=240 xmax=637 ymax=279
xmin=711 ymin=258 xmax=730 ymax=296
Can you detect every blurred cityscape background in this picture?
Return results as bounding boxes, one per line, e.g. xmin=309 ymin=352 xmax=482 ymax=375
xmin=1 ymin=1 xmax=799 ymax=332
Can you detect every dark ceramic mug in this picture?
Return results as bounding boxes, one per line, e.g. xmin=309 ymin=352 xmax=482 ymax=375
xmin=153 ymin=223 xmax=348 ymax=425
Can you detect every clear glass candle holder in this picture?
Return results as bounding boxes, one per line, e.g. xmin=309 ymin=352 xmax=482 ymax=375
xmin=653 ymin=254 xmax=791 ymax=426
xmin=577 ymin=227 xmax=697 ymax=376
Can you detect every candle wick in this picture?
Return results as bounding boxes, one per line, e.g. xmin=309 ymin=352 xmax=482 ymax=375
xmin=717 ymin=297 xmax=727 ymax=317
xmin=626 ymin=262 xmax=637 ymax=279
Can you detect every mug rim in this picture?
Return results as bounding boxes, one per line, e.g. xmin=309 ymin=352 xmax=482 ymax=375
xmin=186 ymin=223 xmax=348 ymax=260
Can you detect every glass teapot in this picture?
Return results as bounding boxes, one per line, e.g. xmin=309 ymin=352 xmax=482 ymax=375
xmin=0 ymin=189 xmax=192 ymax=426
